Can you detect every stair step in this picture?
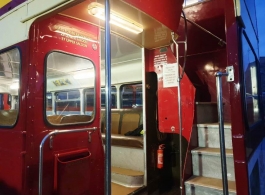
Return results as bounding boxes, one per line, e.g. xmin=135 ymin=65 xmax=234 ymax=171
xmin=185 ymin=176 xmax=236 ymax=195
xmin=111 ymin=145 xmax=144 ymax=172
xmin=196 ymin=123 xmax=232 ymax=149
xmin=191 ymin=147 xmax=235 ymax=181
xmin=112 ymin=182 xmax=139 ymax=195
xmin=195 ymin=102 xmax=218 ymax=123
xmin=111 ymin=166 xmax=144 ymax=187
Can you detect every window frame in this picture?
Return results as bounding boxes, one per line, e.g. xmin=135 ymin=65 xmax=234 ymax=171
xmin=120 ymin=83 xmax=142 ymax=108
xmin=44 ymin=50 xmax=96 ymax=126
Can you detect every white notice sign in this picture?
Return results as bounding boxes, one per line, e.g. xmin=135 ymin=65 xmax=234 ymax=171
xmin=163 ymin=63 xmax=179 ymax=88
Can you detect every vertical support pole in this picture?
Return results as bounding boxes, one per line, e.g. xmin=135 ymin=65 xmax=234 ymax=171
xmin=216 ymin=72 xmax=229 ymax=195
xmin=171 ymin=32 xmax=183 ymax=194
xmin=176 ymin=44 xmax=183 ymax=193
xmin=104 ymin=0 xmax=112 ymax=195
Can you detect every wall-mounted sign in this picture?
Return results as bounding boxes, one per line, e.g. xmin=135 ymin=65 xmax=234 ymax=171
xmin=163 ymin=63 xmax=179 ymax=88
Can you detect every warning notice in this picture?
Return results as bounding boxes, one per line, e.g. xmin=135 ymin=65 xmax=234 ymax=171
xmin=163 ymin=63 xmax=179 ymax=88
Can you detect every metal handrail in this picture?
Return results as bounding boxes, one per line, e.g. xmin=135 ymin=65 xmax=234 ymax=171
xmin=215 ymin=72 xmax=229 ymax=195
xmin=171 ymin=32 xmax=183 ymax=195
xmin=38 ymin=127 xmax=98 ymax=195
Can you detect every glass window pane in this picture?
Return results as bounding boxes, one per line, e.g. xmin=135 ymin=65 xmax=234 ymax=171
xmin=0 ymin=48 xmax=20 ymax=127
xmin=120 ymin=84 xmax=142 ymax=108
xmin=46 ymin=52 xmax=95 ymax=125
xmin=242 ymin=33 xmax=261 ymax=126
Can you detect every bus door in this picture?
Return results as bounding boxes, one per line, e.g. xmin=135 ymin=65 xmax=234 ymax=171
xmin=26 ymin=14 xmax=104 ymax=195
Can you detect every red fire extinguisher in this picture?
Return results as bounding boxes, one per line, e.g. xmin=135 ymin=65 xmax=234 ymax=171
xmin=157 ymin=144 xmax=165 ymax=169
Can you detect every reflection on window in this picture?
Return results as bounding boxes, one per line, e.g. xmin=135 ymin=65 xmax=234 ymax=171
xmin=242 ymin=33 xmax=260 ymax=126
xmin=46 ymin=52 xmax=95 ymax=125
xmin=0 ymin=48 xmax=20 ymax=127
xmin=121 ymin=84 xmax=142 ymax=108
xmin=55 ymin=90 xmax=80 ymax=114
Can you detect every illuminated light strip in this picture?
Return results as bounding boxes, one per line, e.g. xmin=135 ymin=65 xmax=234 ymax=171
xmin=0 ymin=0 xmax=12 ymax=8
xmin=88 ymin=5 xmax=143 ymax=34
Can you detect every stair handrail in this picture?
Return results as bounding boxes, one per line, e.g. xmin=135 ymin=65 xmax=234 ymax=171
xmin=215 ymin=71 xmax=229 ymax=195
xmin=38 ymin=127 xmax=98 ymax=195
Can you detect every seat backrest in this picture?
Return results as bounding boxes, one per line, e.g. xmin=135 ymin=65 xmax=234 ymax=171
xmin=111 ymin=113 xmax=121 ymax=134
xmin=61 ymin=115 xmax=91 ymax=124
xmin=0 ymin=110 xmax=18 ymax=126
xmin=100 ymin=109 xmax=142 ymax=135
xmin=47 ymin=115 xmax=65 ymax=124
xmin=120 ymin=113 xmax=141 ymax=135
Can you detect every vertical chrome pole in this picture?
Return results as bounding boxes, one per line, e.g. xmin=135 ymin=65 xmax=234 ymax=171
xmin=105 ymin=0 xmax=112 ymax=195
xmin=215 ymin=72 xmax=229 ymax=195
xmin=177 ymin=46 xmax=183 ymax=194
xmin=171 ymin=32 xmax=183 ymax=194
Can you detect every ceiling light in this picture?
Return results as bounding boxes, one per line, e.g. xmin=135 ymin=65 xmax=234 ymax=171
xmin=88 ymin=4 xmax=143 ymax=34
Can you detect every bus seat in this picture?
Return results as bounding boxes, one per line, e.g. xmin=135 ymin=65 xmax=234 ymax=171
xmin=101 ymin=134 xmax=143 ymax=148
xmin=120 ymin=113 xmax=140 ymax=135
xmin=47 ymin=115 xmax=65 ymax=124
xmin=0 ymin=109 xmax=18 ymax=126
xmin=60 ymin=115 xmax=92 ymax=124
xmin=111 ymin=113 xmax=120 ymax=134
xmin=100 ymin=109 xmax=143 ymax=148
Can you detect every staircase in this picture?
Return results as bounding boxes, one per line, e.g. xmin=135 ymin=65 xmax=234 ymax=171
xmin=111 ymin=145 xmax=145 ymax=195
xmin=185 ymin=103 xmax=236 ymax=194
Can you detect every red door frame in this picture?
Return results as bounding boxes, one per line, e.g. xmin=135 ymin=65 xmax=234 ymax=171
xmin=224 ymin=0 xmax=249 ymax=194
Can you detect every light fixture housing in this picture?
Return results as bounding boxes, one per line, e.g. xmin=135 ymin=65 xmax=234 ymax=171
xmin=88 ymin=4 xmax=143 ymax=34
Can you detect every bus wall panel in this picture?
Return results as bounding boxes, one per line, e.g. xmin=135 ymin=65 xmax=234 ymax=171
xmin=183 ymin=49 xmax=231 ymax=122
xmin=178 ymin=0 xmax=226 ymax=57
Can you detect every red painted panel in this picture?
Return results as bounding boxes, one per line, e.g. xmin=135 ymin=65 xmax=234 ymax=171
xmin=122 ymin=0 xmax=183 ymax=32
xmin=146 ymin=47 xmax=195 ymax=141
xmin=224 ymin=0 xmax=249 ymax=194
xmin=145 ymin=46 xmax=195 ymax=191
xmin=178 ymin=0 xmax=225 ymax=57
xmin=25 ymin=15 xmax=104 ymax=195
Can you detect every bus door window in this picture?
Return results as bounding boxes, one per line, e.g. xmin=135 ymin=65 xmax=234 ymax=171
xmin=0 ymin=48 xmax=20 ymax=127
xmin=46 ymin=51 xmax=95 ymax=125
xmin=120 ymin=84 xmax=142 ymax=108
